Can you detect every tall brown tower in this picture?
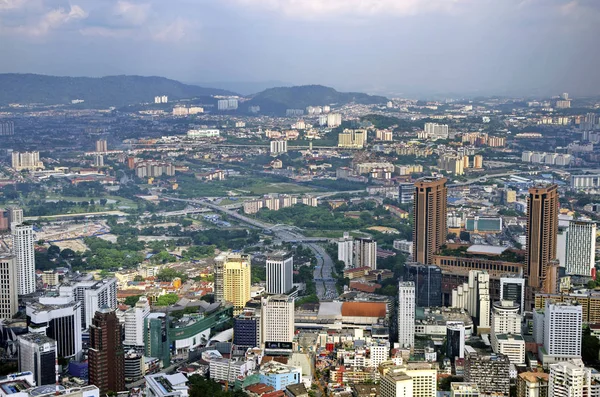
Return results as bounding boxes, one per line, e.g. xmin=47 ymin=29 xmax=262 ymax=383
xmin=88 ymin=308 xmax=125 ymax=394
xmin=413 ymin=177 xmax=448 ymax=264
xmin=526 ymin=184 xmax=558 ymax=291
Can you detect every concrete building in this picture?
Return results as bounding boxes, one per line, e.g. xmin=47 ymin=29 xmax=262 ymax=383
xmin=438 ymin=154 xmax=465 ymax=175
xmin=95 ymin=139 xmax=107 ymax=153
xmin=12 ymin=224 xmax=36 ymax=295
xmin=526 ymin=185 xmax=559 ymax=292
xmin=88 ymin=308 xmax=125 ymax=394
xmin=270 ymin=140 xmax=288 ymax=155
xmin=58 ymin=276 xmax=118 ymax=329
xmin=214 ymin=253 xmax=251 ymax=314
xmin=337 ymin=233 xmax=354 ymax=269
xmin=261 ymin=294 xmax=294 ymax=346
xmin=549 ymin=359 xmax=597 ymax=397
xmin=570 ymin=175 xmax=600 ymax=190
xmin=541 ymin=301 xmax=582 ymax=366
xmin=423 ymin=123 xmax=449 ymax=140
xmin=11 ymin=151 xmax=43 ymax=171
xmin=464 ymin=353 xmax=510 ymax=397
xmin=146 ymin=373 xmax=189 ymax=397
xmin=380 ymin=371 xmax=412 ymax=397
xmin=380 ymin=363 xmax=437 ymax=397
xmin=413 ymin=177 xmax=447 ymax=265
xmin=259 ymin=361 xmax=302 ymax=391
xmin=473 ymin=155 xmax=483 ymax=169
xmin=327 ymin=113 xmax=342 ymax=128
xmin=233 ymin=307 xmax=261 ymax=350
xmin=516 ymin=372 xmax=548 ymax=397
xmin=565 ymin=220 xmax=596 ymax=277
xmin=398 ymin=282 xmax=415 ymax=348
xmin=266 ymin=251 xmax=293 ymax=295
xmin=451 ymin=270 xmax=491 ymax=334
xmin=450 ymin=383 xmax=480 ymax=397
xmin=355 ymin=237 xmax=377 ymax=269
xmin=123 ymin=296 xmax=150 ymax=349
xmin=18 ymin=333 xmax=57 ymax=386
xmin=500 ymin=277 xmax=526 ymax=314
xmin=0 ymin=254 xmax=18 ymax=320
xmin=490 ymin=301 xmax=524 ymax=363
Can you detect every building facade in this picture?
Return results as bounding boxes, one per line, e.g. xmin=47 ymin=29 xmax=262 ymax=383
xmin=565 ymin=220 xmax=596 ymax=277
xmin=88 ymin=309 xmax=125 ymax=394
xmin=261 ymin=294 xmax=294 ymax=346
xmin=413 ymin=177 xmax=447 ymax=265
xmin=18 ymin=333 xmax=57 ymax=386
xmin=398 ymin=282 xmax=415 ymax=348
xmin=12 ymin=224 xmax=36 ymax=295
xmin=266 ymin=251 xmax=293 ymax=295
xmin=0 ymin=254 xmax=18 ymax=319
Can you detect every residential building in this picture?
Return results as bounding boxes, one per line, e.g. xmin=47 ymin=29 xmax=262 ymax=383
xmin=355 ymin=237 xmax=377 ymax=269
xmin=451 ymin=270 xmax=491 ymax=334
xmin=570 ymin=175 xmax=600 ymax=190
xmin=549 ymin=359 xmax=597 ymax=397
xmin=11 ymin=151 xmax=44 ymax=171
xmin=209 ymin=358 xmax=255 ymax=384
xmin=0 ymin=254 xmax=18 ymax=319
xmin=413 ymin=177 xmax=447 ymax=265
xmin=270 ymin=140 xmax=288 ymax=155
xmin=8 ymin=207 xmax=23 ymax=227
xmin=95 ymin=139 xmax=107 ymax=153
xmin=526 ymin=185 xmax=558 ymax=292
xmin=423 ymin=123 xmax=449 ymax=140
xmin=451 ymin=383 xmax=480 ymax=397
xmin=398 ymin=282 xmax=415 ymax=348
xmin=464 ymin=353 xmax=510 ymax=397
xmin=214 ymin=253 xmax=251 ymax=314
xmin=12 ymin=224 xmax=36 ymax=295
xmin=473 ymin=155 xmax=483 ymax=169
xmin=123 ymin=296 xmax=150 ymax=349
xmin=380 ymin=371 xmax=412 ymax=397
xmin=438 ymin=154 xmax=465 ymax=175
xmin=338 ymin=233 xmax=354 ymax=269
xmin=88 ymin=308 xmax=125 ymax=394
xmin=146 ymin=373 xmax=189 ymax=397
xmin=0 ymin=121 xmax=14 ymax=136
xmin=327 ymin=113 xmax=342 ymax=128
xmin=259 ymin=361 xmax=302 ymax=391
xmin=266 ymin=251 xmax=293 ymax=295
xmin=516 ymin=372 xmax=548 ymax=397
xmin=261 ymin=294 xmax=294 ymax=346
xmin=380 ymin=363 xmax=437 ymax=397
xmin=405 ymin=263 xmax=442 ymax=307
xmin=565 ymin=220 xmax=596 ymax=277
xmin=18 ymin=333 xmax=57 ymax=386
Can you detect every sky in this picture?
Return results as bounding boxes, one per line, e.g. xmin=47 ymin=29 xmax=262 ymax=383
xmin=0 ymin=0 xmax=599 ymax=97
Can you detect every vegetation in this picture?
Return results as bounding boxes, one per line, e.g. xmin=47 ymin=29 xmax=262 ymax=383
xmin=188 ymin=374 xmax=246 ymax=397
xmin=124 ymin=295 xmax=143 ymax=307
xmin=155 ymin=293 xmax=180 ymax=306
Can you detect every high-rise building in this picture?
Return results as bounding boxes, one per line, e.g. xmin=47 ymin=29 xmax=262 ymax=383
xmin=266 ymin=251 xmax=293 ymax=295
xmin=337 ymin=233 xmax=354 ymax=269
xmin=446 ymin=322 xmax=466 ymax=362
xmin=549 ymin=359 xmax=597 ymax=397
xmin=464 ymin=353 xmax=510 ymax=397
xmin=450 ymin=383 xmax=480 ymax=397
xmin=8 ymin=207 xmax=23 ymax=227
xmin=0 ymin=209 xmax=7 ymax=232
xmin=451 ymin=270 xmax=491 ymax=334
xmin=516 ymin=372 xmax=548 ymax=397
xmin=12 ymin=223 xmax=36 ymax=295
xmin=500 ymin=277 xmax=526 ymax=314
xmin=58 ymin=276 xmax=118 ymax=329
xmin=26 ymin=298 xmax=83 ymax=358
xmin=404 ymin=263 xmax=442 ymax=307
xmin=233 ymin=307 xmax=261 ymax=350
xmin=144 ymin=313 xmax=170 ymax=368
xmin=399 ymin=183 xmax=415 ymax=204
xmin=89 ymin=308 xmax=125 ymax=394
xmin=542 ymin=301 xmax=582 ymax=365
xmin=261 ymin=294 xmax=294 ymax=346
xmin=380 ymin=363 xmax=437 ymax=397
xmin=354 ymin=237 xmax=377 ymax=269
xmin=380 ymin=371 xmax=413 ymax=397
xmin=491 ymin=300 xmax=525 ymax=364
xmin=270 ymin=140 xmax=288 ymax=155
xmin=123 ymin=296 xmax=150 ymax=349
xmin=0 ymin=121 xmax=14 ymax=136
xmin=473 ymin=155 xmax=483 ymax=169
xmin=95 ymin=139 xmax=107 ymax=153
xmin=526 ymin=184 xmax=558 ymax=292
xmin=214 ymin=253 xmax=251 ymax=314
xmin=398 ymin=281 xmax=415 ymax=348
xmin=11 ymin=151 xmax=44 ymax=171
xmin=413 ymin=177 xmax=447 ymax=265
xmin=18 ymin=333 xmax=57 ymax=386
xmin=424 ymin=123 xmax=449 ymax=140
xmin=565 ymin=220 xmax=596 ymax=277
xmin=0 ymin=254 xmax=18 ymax=319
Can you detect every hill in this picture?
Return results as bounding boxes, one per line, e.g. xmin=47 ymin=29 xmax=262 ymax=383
xmin=245 ymin=85 xmax=387 ymax=115
xmin=0 ymin=74 xmax=236 ymax=107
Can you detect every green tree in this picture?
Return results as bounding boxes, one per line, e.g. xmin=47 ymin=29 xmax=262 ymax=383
xmin=155 ymin=293 xmax=179 ymax=306
xmin=124 ymin=295 xmax=143 ymax=307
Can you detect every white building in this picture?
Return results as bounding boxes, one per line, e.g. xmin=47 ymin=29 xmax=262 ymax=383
xmin=146 ymin=373 xmax=189 ymax=397
xmin=565 ymin=220 xmax=597 ymax=277
xmin=261 ymin=294 xmax=294 ymax=345
xmin=337 ymin=233 xmax=354 ymax=269
xmin=500 ymin=277 xmax=526 ymax=314
xmin=266 ymin=252 xmax=293 ymax=295
xmin=209 ymin=358 xmax=255 ymax=384
xmin=355 ymin=237 xmax=377 ymax=269
xmin=380 ymin=371 xmax=413 ymax=397
xmin=571 ymin=175 xmax=600 ymax=190
xmin=58 ymin=276 xmax=118 ymax=329
xmin=451 ymin=270 xmax=491 ymax=334
xmin=424 ymin=123 xmax=449 ymax=140
xmin=18 ymin=333 xmax=57 ymax=387
xmin=124 ymin=296 xmax=150 ymax=348
xmin=327 ymin=113 xmax=342 ymax=128
xmin=12 ymin=224 xmax=36 ymax=295
xmin=270 ymin=140 xmax=288 ymax=155
xmin=0 ymin=254 xmax=18 ymax=319
xmin=549 ymin=359 xmax=598 ymax=397
xmin=11 ymin=151 xmax=44 ymax=171
xmin=494 ymin=334 xmax=525 ymax=365
xmin=398 ymin=282 xmax=415 ymax=348
xmin=393 ymin=240 xmax=413 ymax=256
xmin=187 ymin=129 xmax=220 ymax=138
xmin=450 ymin=383 xmax=480 ymax=397
xmin=542 ymin=301 xmax=582 ymax=366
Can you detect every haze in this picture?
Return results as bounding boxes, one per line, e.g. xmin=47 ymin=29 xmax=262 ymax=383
xmin=1 ymin=0 xmax=599 ymax=97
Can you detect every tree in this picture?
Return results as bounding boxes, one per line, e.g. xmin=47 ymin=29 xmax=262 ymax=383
xmin=47 ymin=245 xmax=61 ymax=257
xmin=582 ymin=327 xmax=600 ymax=364
xmin=134 ymin=275 xmax=144 ymax=282
xmin=124 ymin=295 xmax=143 ymax=307
xmin=60 ymin=248 xmax=76 ymax=259
xmin=155 ymin=293 xmax=179 ymax=306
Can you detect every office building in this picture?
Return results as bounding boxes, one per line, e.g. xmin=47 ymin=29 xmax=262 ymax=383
xmin=0 ymin=121 xmax=14 ymax=136
xmin=18 ymin=333 xmax=57 ymax=386
xmin=144 ymin=313 xmax=170 ymax=368
xmin=214 ymin=253 xmax=251 ymax=314
xmin=565 ymin=220 xmax=596 ymax=277
xmin=526 ymin=184 xmax=559 ymax=292
xmin=270 ymin=140 xmax=288 ymax=155
xmin=146 ymin=373 xmax=189 ymax=397
xmin=11 ymin=151 xmax=44 ymax=171
xmin=266 ymin=251 xmax=293 ymax=295
xmin=549 ymin=359 xmax=597 ymax=397
xmin=405 ymin=263 xmax=442 ymax=307
xmin=413 ymin=177 xmax=447 ymax=265
xmin=0 ymin=254 xmax=18 ymax=320
xmin=399 ymin=183 xmax=415 ymax=204
xmin=380 ymin=363 xmax=437 ymax=397
xmin=233 ymin=307 xmax=261 ymax=350
xmin=398 ymin=282 xmax=415 ymax=348
xmin=491 ymin=300 xmax=524 ymax=364
xmin=12 ymin=224 xmax=36 ymax=295
xmin=337 ymin=233 xmax=354 ymax=269
xmin=500 ymin=277 xmax=526 ymax=314
xmin=380 ymin=371 xmax=413 ymax=397
xmin=464 ymin=353 xmax=510 ymax=397
xmin=123 ymin=296 xmax=150 ymax=349
xmin=95 ymin=139 xmax=107 ymax=153
xmin=542 ymin=301 xmax=582 ymax=365
xmin=450 ymin=383 xmax=480 ymax=397
xmin=88 ymin=309 xmax=125 ymax=394
xmin=355 ymin=237 xmax=377 ymax=269
xmin=58 ymin=276 xmax=118 ymax=329
xmin=8 ymin=207 xmax=23 ymax=227
xmin=446 ymin=322 xmax=466 ymax=361
xmin=516 ymin=372 xmax=548 ymax=397
xmin=261 ymin=294 xmax=294 ymax=346
xmin=26 ymin=298 xmax=83 ymax=358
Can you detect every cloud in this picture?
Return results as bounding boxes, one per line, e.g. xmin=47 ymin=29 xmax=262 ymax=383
xmin=153 ymin=17 xmax=190 ymax=42
xmin=2 ymin=4 xmax=88 ymax=36
xmin=114 ymin=1 xmax=150 ymax=26
xmin=0 ymin=0 xmax=26 ymax=11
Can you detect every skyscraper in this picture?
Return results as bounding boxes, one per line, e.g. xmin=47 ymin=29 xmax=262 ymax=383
xmin=543 ymin=301 xmax=582 ymax=363
xmin=337 ymin=233 xmax=354 ymax=269
xmin=500 ymin=277 xmax=526 ymax=315
xmin=261 ymin=294 xmax=294 ymax=346
xmin=355 ymin=237 xmax=377 ymax=269
xmin=526 ymin=184 xmax=558 ymax=291
xmin=413 ymin=177 xmax=447 ymax=265
xmin=12 ymin=223 xmax=36 ymax=295
xmin=266 ymin=251 xmax=293 ymax=295
xmin=548 ymin=359 xmax=595 ymax=397
xmin=405 ymin=263 xmax=442 ymax=307
xmin=0 ymin=254 xmax=18 ymax=320
xmin=214 ymin=253 xmax=251 ymax=314
xmin=18 ymin=333 xmax=57 ymax=386
xmin=565 ymin=220 xmax=597 ymax=277
xmin=234 ymin=307 xmax=261 ymax=350
xmin=123 ymin=296 xmax=150 ymax=349
xmin=88 ymin=308 xmax=125 ymax=394
xmin=398 ymin=281 xmax=415 ymax=348
xmin=95 ymin=139 xmax=107 ymax=153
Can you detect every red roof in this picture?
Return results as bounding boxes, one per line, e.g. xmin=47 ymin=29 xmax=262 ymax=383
xmin=341 ymin=302 xmax=387 ymax=318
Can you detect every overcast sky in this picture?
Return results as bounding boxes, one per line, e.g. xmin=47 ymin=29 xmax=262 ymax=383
xmin=0 ymin=0 xmax=598 ymax=97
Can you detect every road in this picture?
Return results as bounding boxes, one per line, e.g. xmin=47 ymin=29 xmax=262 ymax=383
xmin=162 ymin=196 xmax=338 ymax=299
